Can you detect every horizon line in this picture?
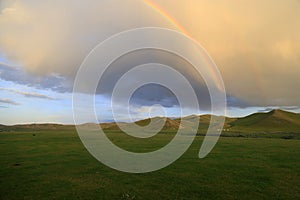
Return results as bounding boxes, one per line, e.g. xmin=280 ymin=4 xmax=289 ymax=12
xmin=1 ymin=109 xmax=298 ymax=126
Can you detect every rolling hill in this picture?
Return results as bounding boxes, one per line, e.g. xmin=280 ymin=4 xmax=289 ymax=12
xmin=229 ymin=109 xmax=300 ymax=133
xmin=135 ymin=117 xmax=182 ymax=130
xmin=0 ymin=110 xmax=299 ymax=136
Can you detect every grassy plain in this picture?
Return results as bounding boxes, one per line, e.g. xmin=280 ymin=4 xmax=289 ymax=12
xmin=0 ymin=129 xmax=299 ymax=200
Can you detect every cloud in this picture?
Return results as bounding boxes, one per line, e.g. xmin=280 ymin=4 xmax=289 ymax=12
xmin=94 ymin=48 xmax=214 ymax=110
xmin=0 ymin=98 xmax=20 ymax=105
xmin=0 ymin=88 xmax=56 ymax=100
xmin=0 ymin=0 xmax=173 ymax=76
xmin=152 ymin=0 xmax=300 ymax=107
xmin=0 ymin=0 xmax=299 ymax=109
xmin=226 ymin=96 xmax=250 ymax=108
xmin=0 ymin=64 xmax=71 ymax=92
xmin=282 ymin=106 xmax=300 ymax=111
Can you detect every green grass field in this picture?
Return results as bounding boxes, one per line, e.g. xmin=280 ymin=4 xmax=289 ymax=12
xmin=0 ymin=129 xmax=299 ymax=200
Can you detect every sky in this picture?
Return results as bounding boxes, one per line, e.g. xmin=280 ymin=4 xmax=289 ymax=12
xmin=0 ymin=0 xmax=299 ymax=125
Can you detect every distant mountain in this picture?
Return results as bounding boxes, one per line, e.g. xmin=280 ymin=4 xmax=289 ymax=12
xmin=0 ymin=110 xmax=299 ymax=134
xmin=0 ymin=123 xmax=74 ymax=131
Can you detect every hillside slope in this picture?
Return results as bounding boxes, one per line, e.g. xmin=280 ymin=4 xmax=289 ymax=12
xmin=0 ymin=110 xmax=299 ymax=134
xmin=229 ymin=110 xmax=300 ymax=133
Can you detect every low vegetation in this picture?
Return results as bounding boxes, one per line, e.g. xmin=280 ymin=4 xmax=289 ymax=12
xmin=0 ymin=130 xmax=299 ymax=199
xmin=0 ymin=109 xmax=299 ymax=199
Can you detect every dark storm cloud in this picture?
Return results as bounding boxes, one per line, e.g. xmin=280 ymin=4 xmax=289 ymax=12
xmin=96 ymin=49 xmax=247 ymax=110
xmin=96 ymin=49 xmax=210 ymax=109
xmin=0 ymin=52 xmax=248 ymax=110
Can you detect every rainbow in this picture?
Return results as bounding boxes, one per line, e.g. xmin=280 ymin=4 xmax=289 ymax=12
xmin=143 ymin=0 xmax=224 ymax=91
xmin=143 ymin=0 xmax=191 ymax=37
xmin=143 ymin=0 xmax=266 ymax=103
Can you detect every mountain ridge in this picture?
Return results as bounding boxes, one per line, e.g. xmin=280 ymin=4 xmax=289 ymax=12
xmin=0 ymin=109 xmax=299 ymax=134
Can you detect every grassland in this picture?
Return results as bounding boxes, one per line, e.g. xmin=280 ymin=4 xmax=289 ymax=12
xmin=0 ymin=129 xmax=299 ymax=200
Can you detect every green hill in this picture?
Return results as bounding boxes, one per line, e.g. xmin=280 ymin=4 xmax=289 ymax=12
xmin=135 ymin=117 xmax=182 ymax=131
xmin=1 ymin=110 xmax=299 ymax=137
xmin=229 ymin=109 xmax=300 ymax=133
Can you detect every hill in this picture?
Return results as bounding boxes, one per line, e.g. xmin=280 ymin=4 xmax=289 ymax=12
xmin=0 ymin=123 xmax=74 ymax=132
xmin=134 ymin=117 xmax=182 ymax=131
xmin=229 ymin=109 xmax=300 ymax=133
xmin=0 ymin=110 xmax=299 ymax=137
